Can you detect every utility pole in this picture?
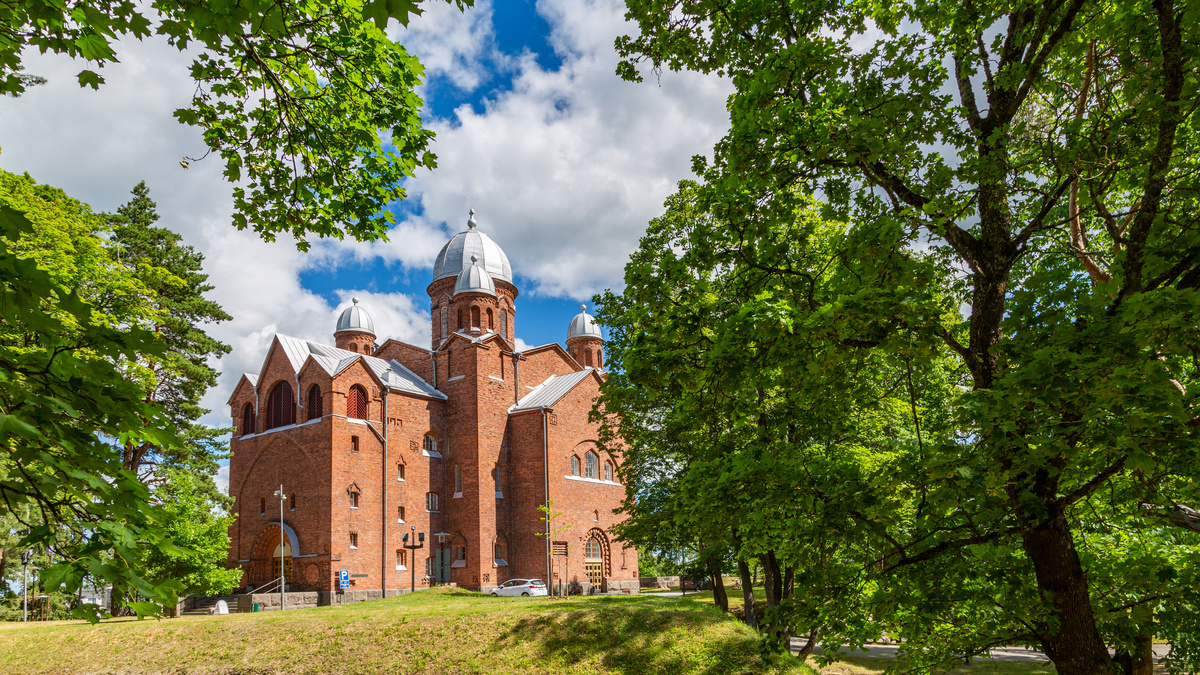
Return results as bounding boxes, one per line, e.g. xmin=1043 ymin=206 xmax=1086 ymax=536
xmin=274 ymin=485 xmax=286 ymax=611
xmin=21 ymin=550 xmax=31 ymax=622
xmin=402 ymin=527 xmax=424 ymax=595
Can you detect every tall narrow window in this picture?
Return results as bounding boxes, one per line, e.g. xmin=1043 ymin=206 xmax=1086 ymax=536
xmin=306 ymin=385 xmax=323 ymax=421
xmin=425 ymin=557 xmax=433 ymax=577
xmin=241 ymin=402 xmax=255 ymax=435
xmin=265 ymin=381 xmax=295 ymax=429
xmin=585 ymin=350 xmax=593 ymax=367
xmin=397 ymin=550 xmax=407 ymax=568
xmin=351 ymin=435 xmax=359 ymax=453
xmin=347 ymin=385 xmax=368 ymax=419
xmin=440 ymin=305 xmax=448 ymax=339
xmin=593 ymin=510 xmax=599 ymax=522
xmin=471 ymin=306 xmax=480 ymax=329
xmin=397 ymin=462 xmax=406 ymax=481
xmin=290 ymin=494 xmax=297 ymax=511
xmin=604 ymin=461 xmax=613 ymax=482
xmin=571 ymin=456 xmax=580 ymax=476
xmin=454 ymin=465 xmax=462 ymax=494
xmin=259 ymin=497 xmax=266 ymax=515
xmin=426 ymin=492 xmax=439 ymax=512
xmin=350 ymin=532 xmax=358 ymax=549
xmin=585 ymin=451 xmax=599 ymax=479
xmin=487 ymin=308 xmax=494 ymax=331
xmin=349 ymin=490 xmax=359 ymax=508
xmin=501 ymin=309 xmax=508 ymax=338
xmin=494 ymin=465 xmax=501 ymax=495
xmin=397 ymin=505 xmax=405 ymax=522
xmin=457 ymin=308 xmax=464 ymax=330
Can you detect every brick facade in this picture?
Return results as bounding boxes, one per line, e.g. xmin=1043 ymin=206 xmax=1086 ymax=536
xmin=227 ymin=223 xmax=637 ymax=597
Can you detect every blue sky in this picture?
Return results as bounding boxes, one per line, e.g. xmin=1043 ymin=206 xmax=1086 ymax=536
xmin=0 ymin=0 xmax=733 ymax=492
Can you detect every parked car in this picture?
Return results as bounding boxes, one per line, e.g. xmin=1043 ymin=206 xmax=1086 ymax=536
xmin=490 ymin=579 xmax=548 ymax=597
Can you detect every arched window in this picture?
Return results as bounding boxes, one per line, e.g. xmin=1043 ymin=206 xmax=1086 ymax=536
xmin=347 ymin=385 xmax=368 ymax=420
xmin=501 ymin=309 xmax=508 ymax=338
xmin=440 ymin=305 xmax=448 ymax=339
xmin=241 ymin=402 xmax=255 ymax=435
xmin=397 ymin=462 xmax=406 ymax=481
xmin=604 ymin=461 xmax=613 ymax=482
xmin=349 ymin=344 xmax=357 ymax=353
xmin=457 ymin=308 xmax=464 ymax=330
xmin=584 ymin=451 xmax=599 ymax=479
xmin=426 ymin=492 xmax=439 ymax=512
xmin=471 ymin=305 xmax=480 ymax=329
xmin=593 ymin=509 xmax=599 ymax=522
xmin=306 ymin=384 xmax=323 ymax=421
xmin=424 ymin=434 xmax=440 ymax=457
xmin=571 ymin=456 xmax=580 ymax=476
xmin=487 ymin=308 xmax=494 ymax=331
xmin=585 ymin=537 xmax=603 ymax=560
xmin=585 ymin=350 xmax=593 ymax=367
xmin=265 ymin=381 xmax=295 ymax=429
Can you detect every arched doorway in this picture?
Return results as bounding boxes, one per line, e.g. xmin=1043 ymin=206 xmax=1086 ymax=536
xmin=584 ymin=529 xmax=610 ymax=591
xmin=249 ymin=522 xmax=299 ymax=587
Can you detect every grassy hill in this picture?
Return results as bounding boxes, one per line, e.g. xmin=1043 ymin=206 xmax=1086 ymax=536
xmin=0 ymin=588 xmax=812 ymax=675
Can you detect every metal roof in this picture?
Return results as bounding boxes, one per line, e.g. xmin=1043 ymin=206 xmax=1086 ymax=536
xmin=273 ymin=334 xmax=446 ymax=400
xmin=567 ymin=305 xmax=603 ymax=340
xmin=453 ymin=255 xmax=497 ymax=296
xmin=509 ymin=368 xmax=595 ymax=413
xmin=335 ymin=298 xmax=375 ymax=335
xmin=432 ymin=211 xmax=513 ymax=283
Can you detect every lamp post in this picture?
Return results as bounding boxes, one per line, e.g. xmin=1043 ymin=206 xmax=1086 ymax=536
xmin=274 ymin=485 xmax=286 ymax=611
xmin=21 ymin=549 xmax=31 ymax=622
xmin=402 ymin=526 xmax=424 ymax=595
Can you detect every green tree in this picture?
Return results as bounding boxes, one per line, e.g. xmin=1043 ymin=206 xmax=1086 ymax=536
xmin=3 ymin=0 xmax=470 ymax=247
xmin=616 ymin=2 xmax=1200 ymax=674
xmin=143 ymin=469 xmax=241 ymax=598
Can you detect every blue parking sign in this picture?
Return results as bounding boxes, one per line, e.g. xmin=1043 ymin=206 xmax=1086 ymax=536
xmin=339 ymin=569 xmax=349 ymax=589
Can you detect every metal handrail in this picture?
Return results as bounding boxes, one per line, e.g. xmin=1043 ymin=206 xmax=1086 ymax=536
xmin=256 ymin=576 xmax=285 ymax=595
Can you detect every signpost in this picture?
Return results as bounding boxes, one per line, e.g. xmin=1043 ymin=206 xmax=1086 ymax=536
xmin=338 ymin=570 xmax=350 ymax=590
xmin=402 ymin=527 xmax=424 ymax=594
xmin=274 ymin=485 xmax=286 ymax=611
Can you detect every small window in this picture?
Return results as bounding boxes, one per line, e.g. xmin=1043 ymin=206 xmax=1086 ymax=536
xmin=426 ymin=492 xmax=439 ymax=512
xmin=350 ymin=491 xmax=359 ymax=508
xmin=241 ymin=402 xmax=256 ymax=435
xmin=348 ymin=385 xmax=368 ymax=420
xmin=425 ymin=557 xmax=434 ymax=577
xmin=501 ymin=309 xmax=508 ymax=338
xmin=306 ymin=385 xmax=323 ymax=421
xmin=351 ymin=435 xmax=359 ymax=453
xmin=494 ymin=543 xmax=502 ymax=559
xmin=397 ymin=463 xmax=406 ymax=481
xmin=290 ymin=494 xmax=297 ymax=511
xmin=457 ymin=545 xmax=467 ymax=561
xmin=585 ymin=350 xmax=593 ymax=367
xmin=424 ymin=434 xmax=440 ymax=457
xmin=471 ymin=305 xmax=481 ymax=329
xmin=457 ymin=308 xmax=463 ymax=330
xmin=604 ymin=461 xmax=613 ymax=482
xmin=350 ymin=532 xmax=358 ymax=549
xmin=487 ymin=308 xmax=494 ymax=331
xmin=397 ymin=505 xmax=405 ymax=522
xmin=593 ymin=510 xmax=599 ymax=522
xmin=585 ymin=451 xmax=599 ymax=479
xmin=454 ymin=465 xmax=462 ymax=494
xmin=397 ymin=550 xmax=407 ymax=568
xmin=571 ymin=456 xmax=580 ymax=476
xmin=494 ymin=466 xmax=502 ymax=494
xmin=259 ymin=497 xmax=266 ymax=515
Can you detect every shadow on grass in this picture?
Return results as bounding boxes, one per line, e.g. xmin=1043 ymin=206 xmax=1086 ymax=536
xmin=492 ymin=597 xmax=792 ymax=675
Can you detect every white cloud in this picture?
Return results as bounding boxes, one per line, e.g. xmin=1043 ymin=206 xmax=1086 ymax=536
xmin=0 ymin=0 xmax=730 ymax=427
xmin=215 ymin=463 xmax=230 ymax=496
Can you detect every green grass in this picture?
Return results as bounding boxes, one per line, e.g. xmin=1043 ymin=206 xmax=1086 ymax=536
xmin=0 ymin=587 xmax=813 ymax=675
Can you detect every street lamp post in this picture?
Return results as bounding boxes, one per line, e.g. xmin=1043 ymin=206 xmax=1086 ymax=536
xmin=21 ymin=550 xmax=31 ymax=622
xmin=402 ymin=527 xmax=424 ymax=595
xmin=274 ymin=485 xmax=286 ymax=612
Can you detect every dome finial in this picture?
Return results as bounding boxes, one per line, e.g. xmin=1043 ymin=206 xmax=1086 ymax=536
xmin=471 ymin=254 xmax=479 ymax=264
xmin=467 ymin=209 xmax=477 ymax=230
xmin=580 ymin=304 xmax=586 ymax=312
xmin=353 ymin=297 xmax=359 ymax=304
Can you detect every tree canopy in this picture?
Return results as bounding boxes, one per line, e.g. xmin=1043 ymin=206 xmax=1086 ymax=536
xmin=607 ymin=2 xmax=1200 ymax=674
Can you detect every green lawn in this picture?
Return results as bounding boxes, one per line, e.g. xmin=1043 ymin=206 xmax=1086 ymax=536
xmin=0 ymin=587 xmax=811 ymax=675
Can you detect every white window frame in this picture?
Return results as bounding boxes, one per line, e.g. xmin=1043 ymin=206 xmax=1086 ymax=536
xmin=426 ymin=492 xmax=439 ymax=512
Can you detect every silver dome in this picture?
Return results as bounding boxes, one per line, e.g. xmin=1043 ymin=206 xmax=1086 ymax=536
xmin=335 ymin=298 xmax=375 ymax=335
xmin=567 ymin=305 xmax=602 ymax=340
xmin=432 ymin=210 xmax=513 ymax=284
xmin=454 ymin=255 xmax=497 ymax=296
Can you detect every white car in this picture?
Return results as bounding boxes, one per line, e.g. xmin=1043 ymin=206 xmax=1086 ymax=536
xmin=490 ymin=579 xmax=548 ymax=597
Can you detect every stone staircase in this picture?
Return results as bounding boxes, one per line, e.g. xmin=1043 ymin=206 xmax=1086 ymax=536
xmin=182 ymin=594 xmax=239 ymax=616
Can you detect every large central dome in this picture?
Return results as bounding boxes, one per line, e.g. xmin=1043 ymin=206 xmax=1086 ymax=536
xmin=432 ymin=210 xmax=513 ymax=284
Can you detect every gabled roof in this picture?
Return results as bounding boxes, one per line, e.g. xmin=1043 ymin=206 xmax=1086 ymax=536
xmin=269 ymin=334 xmax=446 ymax=400
xmin=509 ymin=367 xmax=597 ymax=413
xmin=439 ymin=329 xmax=512 ymax=352
xmin=226 ymin=373 xmax=259 ymax=405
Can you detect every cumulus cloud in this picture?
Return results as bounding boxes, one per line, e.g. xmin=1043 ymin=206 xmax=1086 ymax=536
xmin=0 ymin=0 xmax=730 ymax=427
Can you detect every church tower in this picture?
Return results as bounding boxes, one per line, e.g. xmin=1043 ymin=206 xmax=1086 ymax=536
xmin=566 ymin=305 xmax=603 ymax=369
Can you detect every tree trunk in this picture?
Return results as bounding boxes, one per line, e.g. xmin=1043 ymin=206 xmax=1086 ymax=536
xmin=737 ymin=557 xmax=757 ymax=630
xmin=797 ymin=627 xmax=819 ymax=659
xmin=709 ymin=554 xmax=729 ymax=612
xmin=782 ymin=565 xmax=794 ymax=599
xmin=759 ymin=554 xmax=777 ymax=608
xmin=1113 ymin=610 xmax=1154 ymax=675
xmin=1020 ymin=513 xmax=1112 ymax=675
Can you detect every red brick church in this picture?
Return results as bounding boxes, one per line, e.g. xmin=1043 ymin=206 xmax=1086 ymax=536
xmin=226 ymin=211 xmax=638 ymax=601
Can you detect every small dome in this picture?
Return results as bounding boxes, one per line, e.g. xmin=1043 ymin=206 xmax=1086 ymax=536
xmin=432 ymin=210 xmax=513 ymax=284
xmin=335 ymin=298 xmax=375 ymax=336
xmin=454 ymin=255 xmax=497 ymax=297
xmin=567 ymin=305 xmax=602 ymax=340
